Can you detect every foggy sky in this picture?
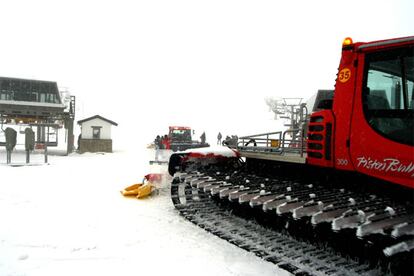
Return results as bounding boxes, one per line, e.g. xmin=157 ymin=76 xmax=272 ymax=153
xmin=0 ymin=0 xmax=412 ymax=148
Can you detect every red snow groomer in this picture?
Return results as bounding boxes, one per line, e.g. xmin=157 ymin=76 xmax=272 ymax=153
xmin=168 ymin=37 xmax=414 ymax=275
xmin=167 ymin=126 xmax=209 ymax=152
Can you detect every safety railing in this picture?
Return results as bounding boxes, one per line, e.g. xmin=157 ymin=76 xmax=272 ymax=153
xmin=236 ymin=128 xmax=306 ymax=157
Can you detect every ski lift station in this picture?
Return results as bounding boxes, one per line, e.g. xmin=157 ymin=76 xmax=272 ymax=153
xmin=77 ymin=115 xmax=118 ymax=153
xmin=0 ymin=76 xmax=76 ymax=159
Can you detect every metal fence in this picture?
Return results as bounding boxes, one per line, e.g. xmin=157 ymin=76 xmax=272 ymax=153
xmin=236 ymin=127 xmax=306 ymax=157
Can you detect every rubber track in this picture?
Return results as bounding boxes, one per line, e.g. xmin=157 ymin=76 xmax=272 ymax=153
xmin=171 ymin=172 xmax=382 ymax=276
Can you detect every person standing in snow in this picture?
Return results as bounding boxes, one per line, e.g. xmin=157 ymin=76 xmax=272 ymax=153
xmin=200 ymin=132 xmax=206 ymax=144
xmin=162 ymin=134 xmax=170 ymax=150
xmin=77 ymin=134 xmax=81 ymax=150
xmin=217 ymin=132 xmax=222 ymax=145
xmin=154 ymin=135 xmax=161 ymax=161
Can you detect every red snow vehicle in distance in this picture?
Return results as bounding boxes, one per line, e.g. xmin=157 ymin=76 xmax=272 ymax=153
xmin=167 ymin=126 xmax=209 ymax=152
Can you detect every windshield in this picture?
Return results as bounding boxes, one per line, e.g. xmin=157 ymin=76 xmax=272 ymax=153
xmin=363 ymin=46 xmax=414 ymax=145
xmin=170 ymin=129 xmax=192 ymax=141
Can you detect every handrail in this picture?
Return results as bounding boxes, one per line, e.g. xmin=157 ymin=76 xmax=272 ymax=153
xmin=237 ymin=128 xmax=307 ymax=156
xmin=238 ymin=131 xmax=282 ymax=149
xmin=239 ymin=131 xmax=283 ymax=139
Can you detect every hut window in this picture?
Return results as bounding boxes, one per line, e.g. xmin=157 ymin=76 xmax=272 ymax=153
xmin=92 ymin=126 xmax=101 ymax=139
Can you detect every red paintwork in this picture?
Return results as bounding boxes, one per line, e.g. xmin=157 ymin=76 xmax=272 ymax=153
xmin=145 ymin=173 xmax=162 ymax=183
xmin=329 ymin=44 xmax=357 ymax=172
xmin=167 ymin=126 xmax=191 ymax=147
xmin=187 ymin=149 xmax=240 ymax=159
xmin=349 ymin=40 xmax=414 ymax=189
xmin=307 ymin=110 xmax=335 ymax=168
xmin=161 ymin=136 xmax=171 ymax=149
xmin=169 ymin=126 xmax=191 ymax=131
xmin=307 ymin=36 xmax=414 ymax=189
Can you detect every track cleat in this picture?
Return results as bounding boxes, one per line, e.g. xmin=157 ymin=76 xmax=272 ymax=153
xmin=292 ymin=201 xmax=324 ymax=219
xmin=196 ymin=179 xmax=220 ymax=189
xmin=181 ymin=172 xmax=202 ymax=182
xmin=263 ymin=198 xmax=289 ymax=212
xmin=219 ymin=187 xmax=241 ymax=199
xmin=383 ymin=238 xmax=414 ymax=257
xmin=229 ymin=189 xmax=253 ymax=201
xmin=357 ymin=215 xmax=412 ymax=238
xmin=210 ymin=183 xmax=232 ymax=195
xmin=203 ymin=182 xmax=224 ymax=193
xmin=276 ymin=200 xmax=304 ymax=215
xmin=239 ymin=191 xmax=263 ymax=204
xmin=188 ymin=176 xmax=210 ymax=185
xmin=249 ymin=194 xmax=281 ymax=207
xmin=311 ymin=207 xmax=350 ymax=225
xmin=197 ymin=180 xmax=224 ymax=189
xmin=391 ymin=222 xmax=414 ymax=238
xmin=332 ymin=210 xmax=366 ymax=231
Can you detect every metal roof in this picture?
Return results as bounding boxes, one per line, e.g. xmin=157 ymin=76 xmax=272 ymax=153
xmin=77 ymin=115 xmax=118 ymax=126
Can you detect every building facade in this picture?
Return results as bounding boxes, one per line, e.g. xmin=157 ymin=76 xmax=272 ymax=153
xmin=77 ymin=115 xmax=118 ymax=153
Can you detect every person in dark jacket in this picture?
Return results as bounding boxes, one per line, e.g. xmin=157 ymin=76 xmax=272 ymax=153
xmin=200 ymin=132 xmax=206 ymax=144
xmin=154 ymin=135 xmax=161 ymax=160
xmin=217 ymin=132 xmax=222 ymax=145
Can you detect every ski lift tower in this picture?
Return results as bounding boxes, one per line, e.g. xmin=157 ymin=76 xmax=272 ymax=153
xmin=265 ymin=97 xmax=308 ymax=144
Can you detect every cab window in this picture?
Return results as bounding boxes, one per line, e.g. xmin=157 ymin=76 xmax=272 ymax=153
xmin=363 ymin=46 xmax=414 ymax=145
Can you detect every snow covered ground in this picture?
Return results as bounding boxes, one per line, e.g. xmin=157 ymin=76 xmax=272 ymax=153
xmin=0 ymin=147 xmax=290 ymax=276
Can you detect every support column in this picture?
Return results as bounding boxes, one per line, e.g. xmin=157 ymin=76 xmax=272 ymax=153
xmin=66 ymin=117 xmax=74 ymax=155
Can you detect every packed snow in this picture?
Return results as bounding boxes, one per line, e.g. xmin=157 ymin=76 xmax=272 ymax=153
xmin=0 ymin=147 xmax=290 ymax=276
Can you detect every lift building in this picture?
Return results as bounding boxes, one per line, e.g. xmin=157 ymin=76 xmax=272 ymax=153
xmin=0 ymin=76 xmax=75 ymax=153
xmin=0 ymin=77 xmax=66 ymax=116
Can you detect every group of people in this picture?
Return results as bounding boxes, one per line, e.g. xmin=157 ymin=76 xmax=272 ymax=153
xmin=154 ymin=135 xmax=170 ymax=150
xmin=153 ymin=135 xmax=170 ymax=161
xmin=217 ymin=132 xmax=238 ymax=146
xmin=198 ymin=131 xmax=238 ymax=146
xmin=153 ymin=131 xmax=237 ymax=158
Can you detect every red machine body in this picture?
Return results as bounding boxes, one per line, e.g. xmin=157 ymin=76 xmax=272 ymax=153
xmin=167 ymin=37 xmax=414 ymax=275
xmin=169 ymin=126 xmax=191 ymax=132
xmin=166 ymin=126 xmax=209 ymax=151
xmin=307 ymin=37 xmax=414 ymax=189
xmin=168 ymin=126 xmax=192 ymax=144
